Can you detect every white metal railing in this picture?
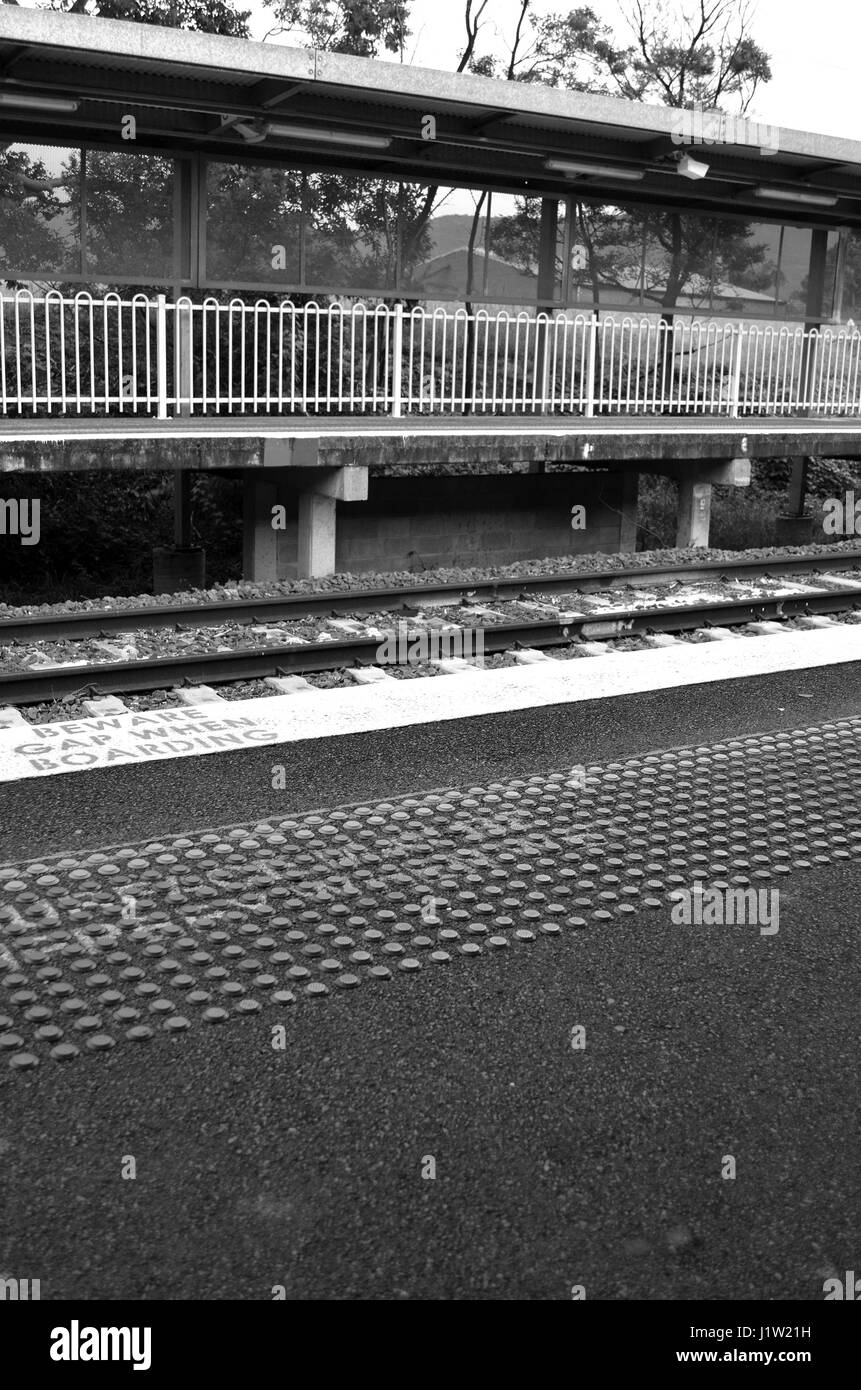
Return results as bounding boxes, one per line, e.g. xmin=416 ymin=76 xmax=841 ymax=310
xmin=3 ymin=290 xmax=861 ymax=421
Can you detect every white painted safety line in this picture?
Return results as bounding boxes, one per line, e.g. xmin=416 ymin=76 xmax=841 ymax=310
xmin=1 ymin=625 xmax=860 ymax=784
xmin=4 ymin=417 xmax=861 ymax=443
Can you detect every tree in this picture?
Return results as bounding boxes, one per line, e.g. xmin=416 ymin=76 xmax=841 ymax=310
xmin=0 ymin=149 xmax=69 ymax=275
xmin=0 ymin=0 xmax=251 ymax=270
xmin=43 ymin=0 xmax=251 ymax=37
xmin=528 ymin=2 xmax=772 ymax=319
xmin=469 ymin=2 xmax=774 ymax=408
xmin=261 ymin=0 xmax=409 ymax=56
xmin=2 ymin=0 xmax=776 ymax=344
xmin=528 ymin=0 xmax=770 ymax=107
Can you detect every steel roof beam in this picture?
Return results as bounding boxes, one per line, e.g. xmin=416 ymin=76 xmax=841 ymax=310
xmin=5 ymin=5 xmax=861 ymax=174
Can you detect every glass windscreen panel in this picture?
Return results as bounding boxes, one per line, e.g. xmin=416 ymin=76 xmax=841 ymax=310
xmin=400 ymin=188 xmax=564 ymax=304
xmin=85 ymin=150 xmax=176 ymax=280
xmin=565 ymin=202 xmax=796 ymax=319
xmin=304 ymin=174 xmax=399 ymax=291
xmin=709 ymin=217 xmax=779 ymax=315
xmin=401 ymin=184 xmax=490 ymax=299
xmin=0 ymin=142 xmax=80 ymax=276
xmin=568 ymin=202 xmax=649 ymax=309
xmin=205 ymin=160 xmax=302 ymax=285
xmin=486 ymin=192 xmax=543 ymax=304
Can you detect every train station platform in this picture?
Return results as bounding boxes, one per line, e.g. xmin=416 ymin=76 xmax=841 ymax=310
xmin=1 ymin=657 xmax=859 ymax=1299
xmin=3 ymin=413 xmax=861 ymax=466
xmin=2 ymin=1 xmax=859 ymax=1311
xmin=3 ymin=698 xmax=860 ymax=1054
xmin=0 ymin=413 xmax=806 ymax=578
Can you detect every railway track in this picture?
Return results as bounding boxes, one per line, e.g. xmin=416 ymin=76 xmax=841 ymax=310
xmin=3 ymin=550 xmax=861 ymax=709
xmin=2 ymin=548 xmax=861 ymax=644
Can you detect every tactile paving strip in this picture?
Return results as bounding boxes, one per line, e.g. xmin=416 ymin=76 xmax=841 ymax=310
xmin=2 ymin=717 xmax=860 ymax=1067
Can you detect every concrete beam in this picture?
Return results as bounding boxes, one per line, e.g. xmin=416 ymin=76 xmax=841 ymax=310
xmin=4 ymin=427 xmax=861 ymax=477
xmin=310 ymin=428 xmax=859 ymax=469
xmin=290 ymin=465 xmax=369 ymax=501
xmin=262 ymin=437 xmax=321 ymax=468
xmin=655 ymin=457 xmax=751 ymax=486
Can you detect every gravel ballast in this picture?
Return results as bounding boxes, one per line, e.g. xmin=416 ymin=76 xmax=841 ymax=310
xmin=2 ymin=539 xmax=861 ymax=622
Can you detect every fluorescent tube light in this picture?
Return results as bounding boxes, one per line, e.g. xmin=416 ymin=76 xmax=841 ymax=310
xmin=0 ymin=92 xmax=79 ymax=114
xmin=266 ymin=122 xmax=392 ymax=150
xmin=545 ymin=158 xmax=644 ymax=181
xmin=753 ymin=185 xmax=837 ymax=207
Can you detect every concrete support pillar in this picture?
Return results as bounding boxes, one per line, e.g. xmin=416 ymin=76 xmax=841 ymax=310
xmin=676 ymin=478 xmax=713 ymax=548
xmin=619 ymin=470 xmax=639 ymax=552
xmin=297 ymin=490 xmax=337 ymax=578
xmin=292 ymin=466 xmax=369 ymax=581
xmin=778 ymin=456 xmax=816 ymax=544
xmin=787 ymin=456 xmax=809 ymax=516
xmin=173 ymin=469 xmax=192 ymax=547
xmin=242 ymin=460 xmax=368 ymax=583
xmin=653 ymin=457 xmax=748 ymax=551
xmin=242 ymin=473 xmax=279 ymax=582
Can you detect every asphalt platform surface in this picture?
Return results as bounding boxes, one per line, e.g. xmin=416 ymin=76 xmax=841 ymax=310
xmin=1 ymin=662 xmax=859 ymax=1301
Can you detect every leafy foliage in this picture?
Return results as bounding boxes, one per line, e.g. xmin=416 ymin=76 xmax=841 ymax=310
xmin=262 ymin=0 xmax=409 ymax=56
xmin=0 ymin=469 xmax=244 ymax=603
xmin=46 ymin=0 xmax=251 ymax=38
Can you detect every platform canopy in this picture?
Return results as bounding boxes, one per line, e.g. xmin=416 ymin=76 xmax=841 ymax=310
xmin=3 ymin=5 xmax=861 ymax=220
xmin=1 ymin=6 xmax=861 ymax=318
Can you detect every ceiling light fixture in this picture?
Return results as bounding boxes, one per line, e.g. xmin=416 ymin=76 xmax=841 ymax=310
xmin=233 ymin=119 xmax=269 ymax=144
xmin=675 ymin=152 xmax=710 ymax=180
xmin=753 ymin=185 xmax=837 ymax=207
xmin=0 ymin=91 xmax=80 ymax=114
xmin=266 ymin=122 xmax=392 ymax=150
xmin=545 ymin=158 xmax=644 ymax=181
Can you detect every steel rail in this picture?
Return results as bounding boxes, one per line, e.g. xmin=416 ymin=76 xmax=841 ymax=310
xmin=2 ymin=549 xmax=861 ymax=645
xmin=2 ymin=584 xmax=860 ymax=707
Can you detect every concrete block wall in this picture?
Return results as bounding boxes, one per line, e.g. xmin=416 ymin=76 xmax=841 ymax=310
xmin=274 ymin=471 xmax=628 ymax=579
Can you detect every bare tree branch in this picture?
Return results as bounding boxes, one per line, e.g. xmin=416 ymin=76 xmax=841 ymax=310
xmin=506 ymin=0 xmax=530 ymax=81
xmin=458 ymin=0 xmax=490 ymax=73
